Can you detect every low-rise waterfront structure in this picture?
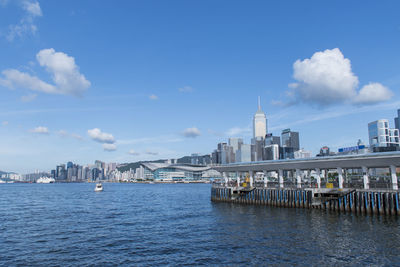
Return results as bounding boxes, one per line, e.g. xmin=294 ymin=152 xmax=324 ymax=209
xmin=141 ymin=162 xmax=219 ymax=181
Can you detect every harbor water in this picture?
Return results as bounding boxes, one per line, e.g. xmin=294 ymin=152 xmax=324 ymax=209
xmin=1 ymin=183 xmax=400 ymax=266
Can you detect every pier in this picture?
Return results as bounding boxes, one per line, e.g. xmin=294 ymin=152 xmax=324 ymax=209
xmin=211 ymin=152 xmax=400 ymax=215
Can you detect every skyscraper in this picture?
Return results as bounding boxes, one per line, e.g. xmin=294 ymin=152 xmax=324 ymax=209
xmin=281 ymin=128 xmax=300 ymax=151
xmin=395 ymin=109 xmax=400 ymax=131
xmin=368 ymin=119 xmax=399 ymax=148
xmin=253 ymin=96 xmax=267 ymax=139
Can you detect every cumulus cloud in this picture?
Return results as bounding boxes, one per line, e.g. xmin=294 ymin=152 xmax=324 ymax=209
xmin=0 ymin=48 xmax=90 ymax=96
xmin=36 ymin=48 xmax=91 ymax=95
xmin=287 ymin=48 xmax=393 ymax=106
xmin=0 ymin=69 xmax=57 ymax=93
xmin=2 ymin=121 xmax=9 ymax=126
xmin=128 ymin=149 xmax=139 ymax=155
xmin=353 ymin=82 xmax=393 ymax=105
xmin=183 ymin=127 xmax=201 ymax=138
xmin=179 ymin=86 xmax=194 ymax=93
xmin=103 ymin=143 xmax=117 ymax=151
xmin=149 ymin=94 xmax=158 ymax=100
xmin=30 ymin=126 xmax=48 ymax=134
xmin=6 ymin=0 xmax=42 ymax=41
xmin=88 ymin=128 xmax=115 ymax=144
xmin=20 ymin=93 xmax=37 ymax=102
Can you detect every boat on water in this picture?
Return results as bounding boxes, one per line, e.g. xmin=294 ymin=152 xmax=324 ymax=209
xmin=94 ymin=183 xmax=103 ymax=192
xmin=36 ymin=177 xmax=55 ymax=184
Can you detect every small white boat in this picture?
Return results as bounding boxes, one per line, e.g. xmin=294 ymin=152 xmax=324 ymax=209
xmin=94 ymin=183 xmax=103 ymax=192
xmin=36 ymin=177 xmax=55 ymax=183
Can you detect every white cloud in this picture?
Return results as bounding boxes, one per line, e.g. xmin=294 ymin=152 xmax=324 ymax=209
xmin=292 ymin=48 xmax=358 ymax=105
xmin=179 ymin=86 xmax=194 ymax=93
xmin=1 ymin=69 xmax=57 ymax=93
xmin=36 ymin=48 xmax=91 ymax=95
xmin=2 ymin=121 xmax=8 ymax=126
xmin=288 ymin=48 xmax=393 ymax=106
xmin=0 ymin=48 xmax=90 ymax=96
xmin=103 ymin=143 xmax=117 ymax=151
xmin=149 ymin=94 xmax=158 ymax=100
xmin=145 ymin=151 xmax=158 ymax=155
xmin=128 ymin=149 xmax=139 ymax=155
xmin=87 ymin=128 xmax=115 ymax=144
xmin=20 ymin=93 xmax=37 ymax=102
xmin=30 ymin=126 xmax=48 ymax=134
xmin=353 ymin=82 xmax=393 ymax=105
xmin=183 ymin=127 xmax=201 ymax=138
xmin=6 ymin=0 xmax=42 ymax=41
xmin=22 ymin=0 xmax=42 ymax=17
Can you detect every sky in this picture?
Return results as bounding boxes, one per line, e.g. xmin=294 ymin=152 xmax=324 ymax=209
xmin=1 ymin=0 xmax=400 ymax=173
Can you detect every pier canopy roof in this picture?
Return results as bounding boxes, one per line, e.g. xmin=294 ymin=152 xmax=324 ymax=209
xmin=141 ymin=162 xmax=211 ymax=172
xmin=212 ymin=152 xmax=400 ymax=173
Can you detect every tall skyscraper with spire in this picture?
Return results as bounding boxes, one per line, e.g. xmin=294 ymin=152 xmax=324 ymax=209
xmin=253 ymin=96 xmax=267 ymax=139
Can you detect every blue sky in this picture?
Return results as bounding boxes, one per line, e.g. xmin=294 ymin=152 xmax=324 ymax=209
xmin=1 ymin=0 xmax=400 ymax=173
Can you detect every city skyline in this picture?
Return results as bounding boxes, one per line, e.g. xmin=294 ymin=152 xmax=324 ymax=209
xmin=1 ymin=1 xmax=400 ymax=173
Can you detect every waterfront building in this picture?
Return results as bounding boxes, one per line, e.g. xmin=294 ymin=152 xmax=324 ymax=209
xmin=395 ymin=109 xmax=400 ymax=131
xmin=229 ymin=138 xmax=243 ymax=152
xmin=236 ymin=144 xmax=252 ymax=162
xmin=368 ymin=119 xmax=399 ymax=150
xmin=140 ymin=162 xmax=214 ymax=181
xmin=56 ymin=164 xmax=66 ymax=180
xmin=317 ymin=146 xmax=330 ymax=157
xmin=253 ymin=96 xmax=267 ymax=139
xmin=229 ymin=138 xmax=243 ymax=162
xmin=252 ymin=137 xmax=264 ymax=161
xmin=281 ymin=128 xmax=300 ymax=151
xmin=294 ymin=149 xmax=312 ymax=159
xmin=280 ymin=147 xmax=295 ymax=159
xmin=264 ymin=144 xmax=279 ymax=160
xmin=265 ymin=133 xmax=280 ymax=146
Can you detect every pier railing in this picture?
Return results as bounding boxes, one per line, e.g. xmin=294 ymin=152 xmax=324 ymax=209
xmin=212 ymin=180 xmax=398 ymax=190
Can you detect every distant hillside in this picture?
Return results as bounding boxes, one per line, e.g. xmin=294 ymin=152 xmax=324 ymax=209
xmin=0 ymin=170 xmax=6 ymax=175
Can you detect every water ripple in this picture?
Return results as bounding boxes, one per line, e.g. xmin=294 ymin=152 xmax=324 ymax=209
xmin=1 ymin=183 xmax=400 ymax=266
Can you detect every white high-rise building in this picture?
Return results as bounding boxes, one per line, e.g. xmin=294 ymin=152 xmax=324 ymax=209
xmin=368 ymin=119 xmax=399 ymax=148
xmin=253 ymin=96 xmax=267 ymax=139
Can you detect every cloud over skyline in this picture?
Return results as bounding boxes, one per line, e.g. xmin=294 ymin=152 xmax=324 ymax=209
xmin=288 ymin=48 xmax=393 ymax=107
xmin=87 ymin=128 xmax=115 ymax=144
xmin=0 ymin=48 xmax=90 ymax=96
xmin=183 ymin=127 xmax=201 ymax=138
xmin=103 ymin=143 xmax=117 ymax=151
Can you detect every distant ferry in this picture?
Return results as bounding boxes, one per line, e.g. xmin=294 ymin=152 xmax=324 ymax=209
xmin=36 ymin=177 xmax=55 ymax=184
